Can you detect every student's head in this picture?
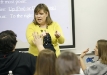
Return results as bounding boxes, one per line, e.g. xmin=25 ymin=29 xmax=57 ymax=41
xmin=94 ymin=39 xmax=107 ymax=64
xmin=56 ymin=51 xmax=80 ymax=75
xmin=35 ymin=49 xmax=56 ymax=75
xmin=0 ymin=30 xmax=17 ymax=54
xmin=33 ymin=3 xmax=53 ymax=25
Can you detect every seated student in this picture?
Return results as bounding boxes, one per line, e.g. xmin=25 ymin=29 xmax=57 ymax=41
xmin=56 ymin=51 xmax=80 ymax=75
xmin=33 ymin=32 xmax=84 ymax=75
xmin=33 ymin=32 xmax=57 ymax=75
xmin=79 ymin=39 xmax=107 ymax=75
xmin=34 ymin=49 xmax=56 ymax=75
xmin=0 ymin=30 xmax=36 ymax=75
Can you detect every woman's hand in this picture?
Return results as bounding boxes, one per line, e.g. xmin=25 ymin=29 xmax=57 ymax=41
xmin=80 ymin=48 xmax=89 ymax=58
xmin=55 ymin=31 xmax=61 ymax=38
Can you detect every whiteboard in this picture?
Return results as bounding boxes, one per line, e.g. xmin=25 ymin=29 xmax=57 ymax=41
xmin=0 ymin=0 xmax=75 ymax=49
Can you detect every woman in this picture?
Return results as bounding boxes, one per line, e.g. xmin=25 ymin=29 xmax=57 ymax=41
xmin=26 ymin=3 xmax=64 ymax=56
xmin=79 ymin=39 xmax=107 ymax=75
xmin=56 ymin=51 xmax=80 ymax=75
xmin=34 ymin=49 xmax=56 ymax=75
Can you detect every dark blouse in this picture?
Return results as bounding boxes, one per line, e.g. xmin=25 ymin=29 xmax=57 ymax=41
xmin=43 ymin=33 xmax=56 ymax=52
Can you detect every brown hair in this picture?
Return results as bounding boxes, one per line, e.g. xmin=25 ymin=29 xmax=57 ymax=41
xmin=98 ymin=39 xmax=107 ymax=64
xmin=56 ymin=51 xmax=80 ymax=75
xmin=33 ymin=3 xmax=53 ymax=25
xmin=34 ymin=49 xmax=56 ymax=75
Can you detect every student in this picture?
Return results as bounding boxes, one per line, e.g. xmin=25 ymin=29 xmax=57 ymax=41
xmin=56 ymin=51 xmax=80 ymax=75
xmin=0 ymin=30 xmax=36 ymax=75
xmin=34 ymin=49 xmax=56 ymax=75
xmin=79 ymin=39 xmax=107 ymax=75
xmin=26 ymin=3 xmax=65 ymax=56
xmin=32 ymin=31 xmax=84 ymax=75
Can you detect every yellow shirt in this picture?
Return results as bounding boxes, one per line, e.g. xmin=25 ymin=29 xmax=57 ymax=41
xmin=26 ymin=22 xmax=65 ymax=56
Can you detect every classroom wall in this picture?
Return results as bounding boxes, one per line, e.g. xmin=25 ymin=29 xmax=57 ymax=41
xmin=68 ymin=0 xmax=107 ymax=54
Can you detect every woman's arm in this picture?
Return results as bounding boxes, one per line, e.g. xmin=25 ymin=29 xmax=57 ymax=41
xmin=54 ymin=22 xmax=65 ymax=44
xmin=79 ymin=48 xmax=89 ymax=71
xmin=26 ymin=24 xmax=35 ymax=46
